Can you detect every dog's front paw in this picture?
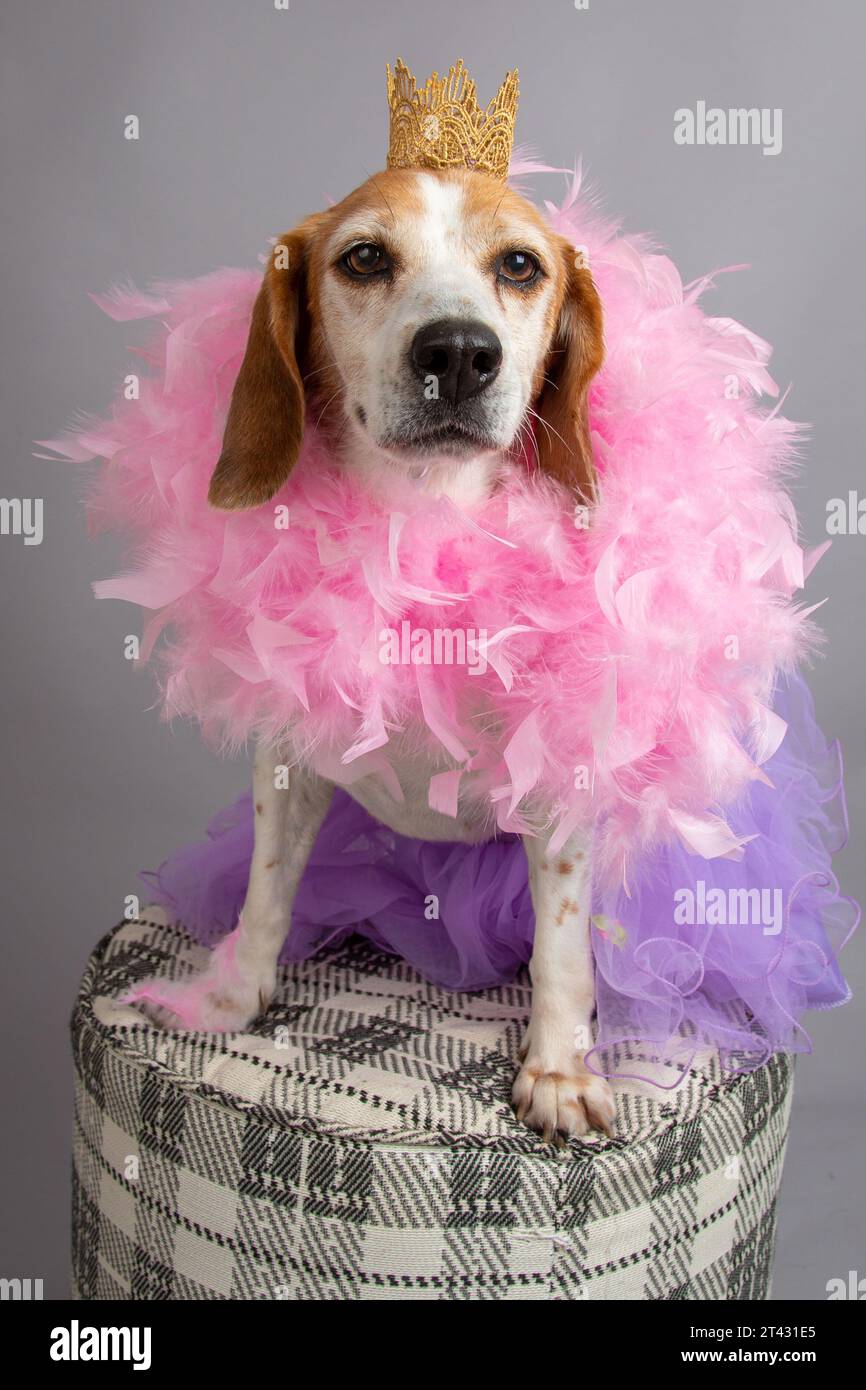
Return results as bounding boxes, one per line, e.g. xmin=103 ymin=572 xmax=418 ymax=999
xmin=512 ymin=1049 xmax=616 ymax=1144
xmin=123 ymin=927 xmax=275 ymax=1032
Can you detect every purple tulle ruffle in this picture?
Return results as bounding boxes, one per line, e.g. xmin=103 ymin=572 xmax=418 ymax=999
xmin=141 ymin=672 xmax=858 ymax=1083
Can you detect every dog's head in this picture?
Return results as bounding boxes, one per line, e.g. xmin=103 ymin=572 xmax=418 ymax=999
xmin=208 ymin=167 xmax=603 ymax=510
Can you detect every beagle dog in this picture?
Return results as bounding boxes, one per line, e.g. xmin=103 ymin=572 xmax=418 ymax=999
xmin=159 ymin=166 xmax=614 ymax=1142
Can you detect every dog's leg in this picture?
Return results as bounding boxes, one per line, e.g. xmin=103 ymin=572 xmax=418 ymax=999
xmin=129 ymin=747 xmax=333 ymax=1032
xmin=512 ymin=829 xmax=616 ymax=1141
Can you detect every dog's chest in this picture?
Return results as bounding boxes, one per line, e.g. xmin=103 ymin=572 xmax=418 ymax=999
xmin=337 ymin=744 xmax=495 ymax=845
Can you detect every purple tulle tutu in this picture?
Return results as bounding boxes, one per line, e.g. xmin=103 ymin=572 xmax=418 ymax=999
xmin=142 ymin=671 xmax=857 ymax=1084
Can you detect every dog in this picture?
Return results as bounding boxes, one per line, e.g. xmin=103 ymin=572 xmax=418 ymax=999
xmin=147 ymin=164 xmax=615 ymax=1143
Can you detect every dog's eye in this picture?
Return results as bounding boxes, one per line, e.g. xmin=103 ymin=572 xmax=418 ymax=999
xmin=341 ymin=243 xmax=390 ymax=278
xmin=498 ymin=250 xmax=541 ymax=286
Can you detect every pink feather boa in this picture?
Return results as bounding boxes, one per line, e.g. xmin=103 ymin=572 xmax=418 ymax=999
xmin=46 ymin=169 xmax=828 ymax=888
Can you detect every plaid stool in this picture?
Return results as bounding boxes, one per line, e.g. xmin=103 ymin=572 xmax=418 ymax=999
xmin=70 ymin=911 xmax=792 ymax=1300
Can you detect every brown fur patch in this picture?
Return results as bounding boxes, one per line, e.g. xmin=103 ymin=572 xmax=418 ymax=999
xmin=555 ymin=897 xmax=579 ymax=926
xmin=209 ymin=214 xmax=325 ymax=510
xmin=531 ymin=237 xmax=604 ymax=500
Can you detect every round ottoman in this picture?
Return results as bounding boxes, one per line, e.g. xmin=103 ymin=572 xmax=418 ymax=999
xmin=70 ymin=911 xmax=793 ymax=1301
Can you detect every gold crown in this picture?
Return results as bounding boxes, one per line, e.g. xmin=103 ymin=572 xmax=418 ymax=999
xmin=386 ymin=58 xmax=519 ymax=182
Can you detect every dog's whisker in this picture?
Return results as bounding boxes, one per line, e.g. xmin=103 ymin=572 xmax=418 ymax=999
xmin=313 ymin=388 xmax=343 ymax=431
xmin=516 ymin=417 xmax=541 ymax=468
xmin=361 ymin=167 xmax=397 ymax=225
xmin=525 ymin=405 xmax=574 ymax=457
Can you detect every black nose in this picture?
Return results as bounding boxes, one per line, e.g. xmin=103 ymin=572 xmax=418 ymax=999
xmin=410 ymin=319 xmax=503 ymax=405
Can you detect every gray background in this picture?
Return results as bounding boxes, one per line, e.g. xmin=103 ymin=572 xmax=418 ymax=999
xmin=1 ymin=0 xmax=863 ymax=1300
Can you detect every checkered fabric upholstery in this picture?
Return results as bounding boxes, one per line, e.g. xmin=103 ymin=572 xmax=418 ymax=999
xmin=70 ymin=912 xmax=792 ymax=1300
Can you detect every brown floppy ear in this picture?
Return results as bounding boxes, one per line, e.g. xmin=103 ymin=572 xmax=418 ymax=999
xmin=208 ymin=216 xmax=322 ymax=510
xmin=533 ymin=239 xmax=604 ymax=503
